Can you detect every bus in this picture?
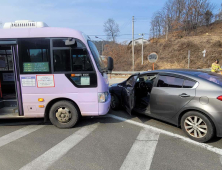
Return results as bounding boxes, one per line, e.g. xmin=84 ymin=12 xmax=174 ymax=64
xmin=0 ymin=20 xmax=113 ymax=128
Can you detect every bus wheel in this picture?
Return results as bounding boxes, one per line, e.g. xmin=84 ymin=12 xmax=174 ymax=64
xmin=49 ymin=100 xmax=79 ymax=128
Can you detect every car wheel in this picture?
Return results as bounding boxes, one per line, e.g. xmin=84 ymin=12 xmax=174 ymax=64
xmin=181 ymin=111 xmax=215 ymax=143
xmin=49 ymin=100 xmax=79 ymax=128
xmin=111 ymin=94 xmax=120 ymax=110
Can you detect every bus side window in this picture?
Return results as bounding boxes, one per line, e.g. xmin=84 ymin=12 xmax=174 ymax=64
xmin=52 ymin=38 xmax=96 ymax=87
xmin=53 ymin=50 xmax=71 ymax=72
xmin=71 ymin=48 xmax=93 ymax=71
xmin=18 ymin=38 xmax=51 ymax=74
xmin=52 ymin=39 xmax=93 ymax=72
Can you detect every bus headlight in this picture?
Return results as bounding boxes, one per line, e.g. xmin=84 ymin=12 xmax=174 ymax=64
xmin=98 ymin=92 xmax=109 ymax=103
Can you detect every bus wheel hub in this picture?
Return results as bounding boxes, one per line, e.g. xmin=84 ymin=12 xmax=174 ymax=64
xmin=56 ymin=108 xmax=71 ymax=123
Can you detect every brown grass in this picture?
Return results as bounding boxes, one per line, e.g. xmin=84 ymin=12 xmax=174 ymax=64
xmin=103 ymin=22 xmax=222 ymax=71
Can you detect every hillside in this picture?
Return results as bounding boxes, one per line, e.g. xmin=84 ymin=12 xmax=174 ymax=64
xmin=103 ymin=21 xmax=222 ymax=71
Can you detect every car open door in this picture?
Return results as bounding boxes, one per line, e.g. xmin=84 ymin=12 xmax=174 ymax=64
xmin=121 ymin=75 xmax=138 ymax=115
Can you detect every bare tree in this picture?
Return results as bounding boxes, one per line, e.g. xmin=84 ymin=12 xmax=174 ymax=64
xmin=149 ymin=0 xmax=215 ymax=37
xmin=204 ymin=10 xmax=213 ymax=26
xmin=103 ymin=18 xmax=120 ymax=42
xmin=215 ymin=3 xmax=222 ymax=21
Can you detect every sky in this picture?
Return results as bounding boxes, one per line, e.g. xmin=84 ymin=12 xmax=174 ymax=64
xmin=0 ymin=0 xmax=221 ymax=43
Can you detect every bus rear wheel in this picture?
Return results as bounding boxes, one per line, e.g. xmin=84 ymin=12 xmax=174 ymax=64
xmin=49 ymin=100 xmax=79 ymax=128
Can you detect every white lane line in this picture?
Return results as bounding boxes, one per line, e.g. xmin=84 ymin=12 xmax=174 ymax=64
xmin=120 ymin=128 xmax=159 ymax=170
xmin=108 ymin=114 xmax=222 ymax=156
xmin=0 ymin=125 xmax=45 ymax=148
xmin=19 ymin=124 xmax=98 ymax=170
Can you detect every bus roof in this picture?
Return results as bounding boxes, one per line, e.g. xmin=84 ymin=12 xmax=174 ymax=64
xmin=0 ymin=27 xmax=88 ymax=43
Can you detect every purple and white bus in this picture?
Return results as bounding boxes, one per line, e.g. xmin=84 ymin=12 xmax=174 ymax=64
xmin=0 ymin=20 xmax=113 ymax=128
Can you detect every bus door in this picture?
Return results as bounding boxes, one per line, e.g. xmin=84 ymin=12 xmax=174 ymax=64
xmin=0 ymin=40 xmax=23 ymax=117
xmin=11 ymin=45 xmax=23 ymax=116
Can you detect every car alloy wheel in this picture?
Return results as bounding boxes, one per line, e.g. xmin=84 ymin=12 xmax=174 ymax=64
xmin=184 ymin=116 xmax=207 ymax=138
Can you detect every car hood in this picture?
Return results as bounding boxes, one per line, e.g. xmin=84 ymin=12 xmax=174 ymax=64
xmin=110 ymin=83 xmax=118 ymax=87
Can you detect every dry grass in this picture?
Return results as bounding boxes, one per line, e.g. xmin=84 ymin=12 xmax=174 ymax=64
xmin=104 ymin=22 xmax=222 ymax=71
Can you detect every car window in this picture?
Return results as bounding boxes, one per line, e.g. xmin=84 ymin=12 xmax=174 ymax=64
xmin=183 ymin=80 xmax=196 ymax=88
xmin=147 ymin=75 xmax=157 ymax=82
xmin=157 ymin=75 xmax=184 ymax=88
xmin=136 ymin=75 xmax=157 ymax=82
xmin=126 ymin=75 xmax=137 ymax=87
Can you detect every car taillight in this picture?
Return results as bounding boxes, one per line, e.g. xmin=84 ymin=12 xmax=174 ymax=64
xmin=217 ymin=96 xmax=222 ymax=101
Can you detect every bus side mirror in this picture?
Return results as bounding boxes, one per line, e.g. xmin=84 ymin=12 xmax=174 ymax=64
xmin=107 ymin=56 xmax=114 ymax=73
xmin=65 ymin=38 xmax=75 ymax=46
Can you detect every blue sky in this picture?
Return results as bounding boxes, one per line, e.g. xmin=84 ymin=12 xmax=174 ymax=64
xmin=0 ymin=0 xmax=221 ymax=43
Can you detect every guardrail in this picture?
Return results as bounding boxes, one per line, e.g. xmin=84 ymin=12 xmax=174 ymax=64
xmin=111 ymin=69 xmax=211 ymax=75
xmin=111 ymin=71 xmax=147 ymax=75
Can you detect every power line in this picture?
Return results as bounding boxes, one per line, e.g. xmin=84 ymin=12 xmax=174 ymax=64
xmin=119 ymin=19 xmax=132 ymax=29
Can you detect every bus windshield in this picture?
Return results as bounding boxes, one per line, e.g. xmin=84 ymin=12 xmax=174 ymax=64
xmin=88 ymin=41 xmax=106 ymax=73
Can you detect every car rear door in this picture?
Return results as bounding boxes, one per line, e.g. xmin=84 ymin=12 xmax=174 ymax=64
xmin=150 ymin=74 xmax=197 ymax=119
xmin=121 ymin=75 xmax=138 ymax=115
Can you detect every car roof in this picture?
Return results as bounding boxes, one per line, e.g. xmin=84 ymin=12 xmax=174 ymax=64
xmin=139 ymin=69 xmax=210 ymax=77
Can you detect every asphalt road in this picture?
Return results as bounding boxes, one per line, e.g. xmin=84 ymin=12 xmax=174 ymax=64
xmin=0 ymin=110 xmax=221 ymax=170
xmin=0 ymin=78 xmax=221 ymax=170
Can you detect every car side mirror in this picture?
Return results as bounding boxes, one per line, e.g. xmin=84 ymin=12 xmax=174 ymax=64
xmin=107 ymin=56 xmax=114 ymax=73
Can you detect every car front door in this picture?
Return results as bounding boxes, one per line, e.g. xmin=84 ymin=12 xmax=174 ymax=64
xmin=121 ymin=75 xmax=138 ymax=115
xmin=150 ymin=74 xmax=196 ymax=119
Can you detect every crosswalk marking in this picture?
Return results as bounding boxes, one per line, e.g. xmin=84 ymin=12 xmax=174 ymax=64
xmin=108 ymin=114 xmax=222 ymax=156
xmin=0 ymin=125 xmax=45 ymax=148
xmin=120 ymin=128 xmax=159 ymax=170
xmin=19 ymin=124 xmax=98 ymax=170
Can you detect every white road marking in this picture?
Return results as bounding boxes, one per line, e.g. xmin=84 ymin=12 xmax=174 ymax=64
xmin=0 ymin=125 xmax=45 ymax=148
xmin=120 ymin=128 xmax=159 ymax=170
xmin=108 ymin=114 xmax=222 ymax=156
xmin=220 ymin=156 xmax=222 ymax=165
xmin=19 ymin=124 xmax=98 ymax=170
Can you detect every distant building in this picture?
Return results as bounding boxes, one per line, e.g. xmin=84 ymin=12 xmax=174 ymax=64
xmin=128 ymin=38 xmax=150 ymax=46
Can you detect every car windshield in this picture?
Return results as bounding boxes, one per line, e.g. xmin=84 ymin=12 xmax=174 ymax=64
xmin=197 ymin=72 xmax=222 ymax=86
xmin=88 ymin=40 xmax=106 ymax=72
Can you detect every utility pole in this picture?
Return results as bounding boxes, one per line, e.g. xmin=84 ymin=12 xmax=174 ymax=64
xmin=132 ymin=16 xmax=134 ymax=71
xmin=139 ymin=33 xmax=144 ymax=65
xmin=188 ymin=50 xmax=190 ymax=69
xmin=166 ymin=24 xmax=168 ymax=40
xmin=166 ymin=15 xmax=169 ymax=40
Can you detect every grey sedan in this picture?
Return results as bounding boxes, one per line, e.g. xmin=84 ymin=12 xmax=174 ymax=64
xmin=109 ymin=69 xmax=222 ymax=142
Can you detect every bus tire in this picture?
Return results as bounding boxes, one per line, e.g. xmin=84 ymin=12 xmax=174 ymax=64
xmin=49 ymin=100 xmax=79 ymax=128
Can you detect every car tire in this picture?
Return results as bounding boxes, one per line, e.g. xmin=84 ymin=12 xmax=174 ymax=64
xmin=110 ymin=94 xmax=120 ymax=110
xmin=49 ymin=100 xmax=79 ymax=128
xmin=181 ymin=111 xmax=215 ymax=143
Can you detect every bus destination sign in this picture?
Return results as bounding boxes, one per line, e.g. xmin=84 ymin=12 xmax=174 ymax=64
xmin=23 ymin=62 xmax=49 ymax=72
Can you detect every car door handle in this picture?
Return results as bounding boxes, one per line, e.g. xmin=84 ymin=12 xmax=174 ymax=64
xmin=179 ymin=93 xmax=190 ymax=97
